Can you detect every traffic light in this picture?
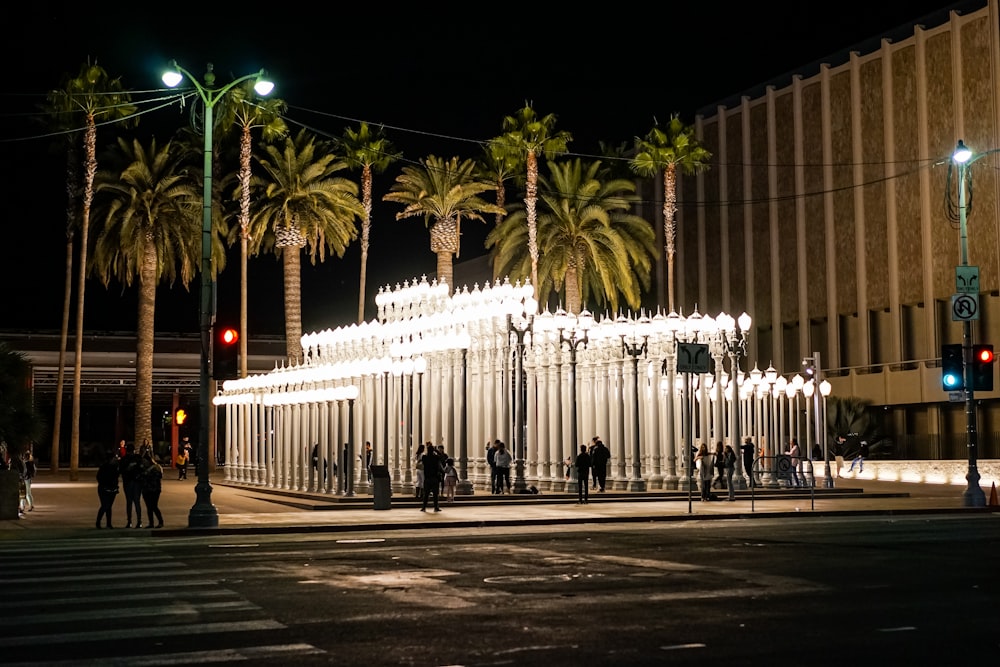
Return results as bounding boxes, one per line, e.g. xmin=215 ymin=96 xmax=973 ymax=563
xmin=941 ymin=343 xmax=964 ymax=391
xmin=213 ymin=325 xmax=239 ymax=381
xmin=973 ymin=344 xmax=995 ymax=391
xmin=175 ymin=408 xmax=188 ymax=425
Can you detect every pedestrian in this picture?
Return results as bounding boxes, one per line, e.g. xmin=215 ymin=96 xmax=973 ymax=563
xmin=713 ymin=441 xmax=726 ymax=489
xmin=848 ymin=440 xmax=869 ymax=473
xmin=311 ymin=442 xmax=328 ymax=484
xmin=414 ymin=443 xmax=425 ymax=498
xmin=575 ymin=444 xmax=592 ymax=504
xmin=119 ymin=442 xmax=144 ymax=528
xmin=494 ymin=441 xmax=512 ymax=494
xmin=22 ymin=450 xmax=36 ymax=512
xmin=95 ymin=450 xmax=120 ymax=529
xmin=834 ymin=436 xmax=847 ymax=477
xmin=786 ymin=438 xmax=802 ymax=487
xmin=695 ymin=443 xmax=715 ymax=501
xmin=11 ymin=451 xmax=28 ymax=516
xmin=118 ymin=439 xmax=127 ymax=459
xmin=741 ymin=437 xmax=756 ymax=487
xmin=420 ymin=444 xmax=442 ymax=512
xmin=140 ymin=451 xmax=164 ymax=528
xmin=443 ymin=457 xmax=458 ymax=503
xmin=812 ymin=442 xmax=823 ymax=462
xmin=590 ymin=437 xmax=611 ymax=492
xmin=724 ymin=444 xmax=738 ymax=501
xmin=362 ymin=441 xmax=373 ymax=483
xmin=487 ymin=440 xmax=500 ymax=494
xmin=175 ymin=448 xmax=188 ymax=480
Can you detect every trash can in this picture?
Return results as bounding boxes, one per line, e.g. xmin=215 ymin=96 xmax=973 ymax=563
xmin=371 ymin=465 xmax=392 ymax=510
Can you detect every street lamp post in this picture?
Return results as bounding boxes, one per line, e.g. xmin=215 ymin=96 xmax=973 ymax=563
xmin=819 ymin=379 xmax=832 ymax=487
xmin=950 ymin=139 xmax=988 ymax=507
xmin=621 ymin=315 xmax=651 ymax=492
xmin=507 ymin=312 xmax=534 ymax=493
xmin=717 ymin=313 xmax=751 ymax=489
xmin=555 ymin=309 xmax=593 ymax=493
xmin=162 ymin=62 xmax=274 ymax=528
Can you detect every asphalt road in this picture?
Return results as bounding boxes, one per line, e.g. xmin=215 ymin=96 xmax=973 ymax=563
xmin=2 ymin=514 xmax=998 ymax=665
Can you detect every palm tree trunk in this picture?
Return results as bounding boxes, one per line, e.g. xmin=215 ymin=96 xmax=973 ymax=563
xmin=358 ymin=165 xmax=373 ymax=323
xmin=51 ymin=232 xmax=73 ymax=474
xmin=565 ymin=258 xmax=581 ymax=315
xmin=282 ymin=245 xmax=304 ymax=365
xmin=134 ymin=237 xmax=156 ymax=448
xmin=663 ymin=165 xmax=677 ymax=313
xmin=436 ymin=251 xmax=454 ymax=296
xmin=525 ymin=150 xmax=539 ymax=300
xmin=239 ymin=126 xmax=252 ymax=378
xmin=70 ymin=117 xmax=97 ymax=481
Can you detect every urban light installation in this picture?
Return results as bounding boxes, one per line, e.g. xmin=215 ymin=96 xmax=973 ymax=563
xmin=621 ymin=314 xmax=652 ymax=491
xmin=716 ymin=312 xmax=751 ymax=489
xmin=507 ymin=299 xmax=537 ymax=493
xmin=162 ymin=62 xmax=274 ymax=528
xmin=554 ymin=308 xmax=593 ymax=491
xmin=949 ymin=139 xmax=988 ymax=506
xmin=819 ymin=378 xmax=832 ymax=487
xmin=802 ymin=378 xmax=816 ymax=487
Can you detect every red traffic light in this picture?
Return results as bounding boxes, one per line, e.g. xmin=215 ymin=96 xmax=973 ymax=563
xmin=976 ymin=345 xmax=994 ymax=364
xmin=220 ymin=327 xmax=238 ymax=345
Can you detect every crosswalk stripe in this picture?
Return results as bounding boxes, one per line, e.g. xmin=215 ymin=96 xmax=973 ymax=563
xmin=0 ymin=588 xmax=235 ymax=609
xmin=0 ymin=620 xmax=286 ymax=648
xmin=0 ymin=578 xmax=221 ymax=596
xmin=6 ymin=599 xmax=261 ymax=627
xmin=3 ymin=643 xmax=325 ymax=666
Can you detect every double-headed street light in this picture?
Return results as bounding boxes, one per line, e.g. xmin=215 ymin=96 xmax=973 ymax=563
xmin=553 ymin=308 xmax=593 ymax=492
xmin=162 ymin=62 xmax=274 ymax=528
xmin=621 ymin=314 xmax=652 ymax=491
xmin=716 ymin=312 xmax=751 ymax=489
xmin=506 ymin=295 xmax=537 ymax=493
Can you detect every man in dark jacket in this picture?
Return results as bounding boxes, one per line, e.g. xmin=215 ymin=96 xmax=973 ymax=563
xmin=421 ymin=446 xmax=442 ymax=512
xmin=590 ymin=437 xmax=611 ymax=492
xmin=575 ymin=444 xmax=592 ymax=504
xmin=95 ymin=451 xmax=120 ymax=529
xmin=119 ymin=443 xmax=143 ymax=528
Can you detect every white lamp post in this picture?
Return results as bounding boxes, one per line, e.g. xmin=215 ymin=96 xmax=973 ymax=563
xmin=819 ymin=378 xmax=833 ymax=487
xmin=620 ymin=314 xmax=651 ymax=491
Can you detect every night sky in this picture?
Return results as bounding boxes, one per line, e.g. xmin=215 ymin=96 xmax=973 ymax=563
xmin=0 ymin=1 xmax=971 ymax=338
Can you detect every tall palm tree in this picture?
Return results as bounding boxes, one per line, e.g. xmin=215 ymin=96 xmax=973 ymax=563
xmin=247 ymin=129 xmax=364 ymax=364
xmin=0 ymin=342 xmax=46 ymax=464
xmin=476 ymin=135 xmax=523 ymax=227
xmin=218 ymin=81 xmax=288 ymax=377
xmin=39 ymin=81 xmax=84 ymax=473
xmin=46 ymin=60 xmax=137 ymax=479
xmin=487 ymin=159 xmax=654 ymax=314
xmin=383 ymin=155 xmax=504 ymax=293
xmin=630 ymin=114 xmax=711 ymax=313
xmin=91 ymin=137 xmax=201 ymax=448
xmin=499 ymin=102 xmax=572 ymax=299
xmin=337 ymin=123 xmax=400 ymax=323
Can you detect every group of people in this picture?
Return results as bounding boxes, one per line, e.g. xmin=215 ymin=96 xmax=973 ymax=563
xmin=570 ymin=437 xmax=612 ymax=504
xmin=415 ymin=441 xmax=458 ymax=511
xmin=95 ymin=442 xmax=164 ymax=529
xmin=695 ymin=442 xmax=739 ymax=501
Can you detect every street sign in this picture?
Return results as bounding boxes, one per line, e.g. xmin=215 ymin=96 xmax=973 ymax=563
xmin=676 ymin=343 xmax=710 ymax=373
xmin=951 ymin=293 xmax=979 ymax=321
xmin=955 ymin=266 xmax=980 ymax=293
xmin=948 ymin=391 xmax=964 ymax=403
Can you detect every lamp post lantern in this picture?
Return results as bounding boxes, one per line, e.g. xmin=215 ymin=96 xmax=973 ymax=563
xmin=162 ymin=62 xmax=274 ymax=528
xmin=950 ymin=139 xmax=988 ymax=507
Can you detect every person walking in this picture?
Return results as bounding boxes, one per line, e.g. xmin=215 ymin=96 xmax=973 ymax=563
xmin=786 ymin=438 xmax=802 ymax=487
xmin=575 ymin=444 xmax=592 ymax=504
xmin=848 ymin=440 xmax=869 ymax=473
xmin=713 ymin=441 xmax=726 ymax=489
xmin=695 ymin=443 xmax=715 ymax=501
xmin=22 ymin=451 xmax=36 ymax=512
xmin=724 ymin=444 xmax=738 ymax=501
xmin=442 ymin=457 xmax=458 ymax=503
xmin=119 ymin=443 xmax=144 ymax=528
xmin=590 ymin=437 xmax=611 ymax=492
xmin=140 ymin=451 xmax=164 ymax=528
xmin=414 ymin=443 xmax=426 ymax=499
xmin=175 ymin=448 xmax=188 ymax=480
xmin=494 ymin=441 xmax=512 ymax=494
xmin=487 ymin=440 xmax=500 ymax=494
xmin=740 ymin=437 xmax=756 ymax=487
xmin=11 ymin=451 xmax=28 ymax=516
xmin=362 ymin=441 xmax=374 ymax=483
xmin=420 ymin=445 xmax=442 ymax=512
xmin=95 ymin=451 xmax=120 ymax=529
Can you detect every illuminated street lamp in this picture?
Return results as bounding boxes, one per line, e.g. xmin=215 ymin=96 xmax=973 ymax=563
xmin=506 ymin=290 xmax=537 ymax=493
xmin=948 ymin=139 xmax=988 ymax=507
xmin=819 ymin=378 xmax=833 ymax=488
xmin=620 ymin=313 xmax=652 ymax=491
xmin=716 ymin=312 xmax=751 ymax=490
xmin=554 ymin=308 xmax=593 ymax=492
xmin=162 ymin=62 xmax=274 ymax=528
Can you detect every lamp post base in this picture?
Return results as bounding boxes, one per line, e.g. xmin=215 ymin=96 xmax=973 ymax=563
xmin=963 ymin=468 xmax=986 ymax=507
xmin=626 ymin=479 xmax=647 ymax=492
xmin=457 ymin=480 xmax=475 ymax=496
xmin=188 ymin=481 xmax=219 ymax=528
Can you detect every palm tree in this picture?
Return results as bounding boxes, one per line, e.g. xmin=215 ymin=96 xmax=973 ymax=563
xmin=476 ymin=135 xmax=523 ymax=227
xmin=91 ymin=137 xmax=201 ymax=448
xmin=383 ymin=156 xmax=504 ymax=292
xmin=0 ymin=342 xmax=46 ymax=464
xmin=247 ymin=129 xmax=364 ymax=364
xmin=218 ymin=81 xmax=288 ymax=377
xmin=499 ymin=103 xmax=572 ymax=300
xmin=46 ymin=60 xmax=137 ymax=480
xmin=487 ymin=159 xmax=654 ymax=314
xmin=630 ymin=114 xmax=711 ymax=313
xmin=337 ymin=123 xmax=400 ymax=323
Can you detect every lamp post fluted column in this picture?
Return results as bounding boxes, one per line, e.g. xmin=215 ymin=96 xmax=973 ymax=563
xmin=718 ymin=312 xmax=751 ymax=490
xmin=555 ymin=309 xmax=593 ymax=493
xmin=506 ymin=313 xmax=534 ymax=493
xmin=620 ymin=315 xmax=651 ymax=492
xmin=162 ymin=62 xmax=273 ymax=528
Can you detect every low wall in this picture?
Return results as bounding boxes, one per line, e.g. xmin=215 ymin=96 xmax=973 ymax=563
xmin=837 ymin=459 xmax=1000 ymax=488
